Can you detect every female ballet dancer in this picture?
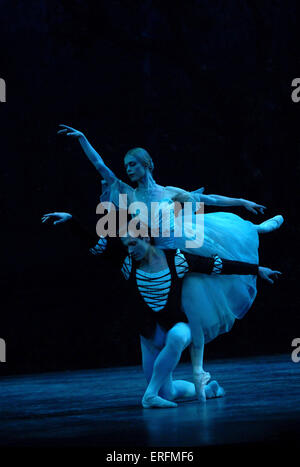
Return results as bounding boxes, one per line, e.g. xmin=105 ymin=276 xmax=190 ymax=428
xmin=42 ymin=212 xmax=281 ymax=406
xmin=55 ymin=125 xmax=284 ymax=389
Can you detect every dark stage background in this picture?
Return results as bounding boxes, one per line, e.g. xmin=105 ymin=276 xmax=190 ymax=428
xmin=0 ymin=0 xmax=299 ymax=376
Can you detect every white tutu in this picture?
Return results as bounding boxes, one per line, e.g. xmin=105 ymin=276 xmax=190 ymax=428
xmin=101 ymin=181 xmax=259 ymax=343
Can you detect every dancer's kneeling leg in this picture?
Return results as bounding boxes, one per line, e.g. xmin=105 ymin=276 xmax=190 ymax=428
xmin=142 ymin=323 xmax=191 ymax=408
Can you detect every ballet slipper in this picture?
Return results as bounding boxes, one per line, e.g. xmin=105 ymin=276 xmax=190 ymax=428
xmin=142 ymin=395 xmax=178 ymax=409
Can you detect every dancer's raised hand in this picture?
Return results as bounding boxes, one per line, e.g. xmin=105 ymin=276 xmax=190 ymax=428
xmin=41 ymin=212 xmax=72 ymax=225
xmin=258 ymin=267 xmax=282 ymax=284
xmin=56 ymin=125 xmax=116 ymax=184
xmin=241 ymin=199 xmax=266 ymax=215
xmin=57 ymin=124 xmax=84 ymax=139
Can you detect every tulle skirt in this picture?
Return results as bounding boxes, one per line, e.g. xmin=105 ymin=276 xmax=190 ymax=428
xmin=156 ymin=212 xmax=259 ymax=344
xmin=101 ymin=179 xmax=259 ymax=344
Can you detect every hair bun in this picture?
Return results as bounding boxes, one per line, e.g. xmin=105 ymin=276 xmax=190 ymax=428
xmin=125 ymin=147 xmax=154 ymax=173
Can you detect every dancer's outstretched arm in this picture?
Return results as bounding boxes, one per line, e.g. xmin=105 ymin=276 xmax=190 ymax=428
xmin=41 ymin=211 xmax=126 ymax=267
xmin=57 ymin=125 xmax=117 ymax=185
xmin=41 ymin=211 xmax=109 ymax=258
xmin=258 ymin=267 xmax=282 ymax=284
xmin=42 ymin=212 xmax=100 ymax=249
xmin=185 ymin=253 xmax=282 ymax=282
xmin=167 ymin=186 xmax=266 ymax=214
xmin=192 ymin=188 xmax=266 ymax=214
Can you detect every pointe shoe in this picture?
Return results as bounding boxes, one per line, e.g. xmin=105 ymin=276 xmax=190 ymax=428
xmin=194 ymin=371 xmax=211 ymax=402
xmin=257 ymin=215 xmax=284 ymax=234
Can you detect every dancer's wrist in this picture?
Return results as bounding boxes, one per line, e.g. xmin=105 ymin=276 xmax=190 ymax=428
xmin=78 ymin=133 xmax=86 ymax=143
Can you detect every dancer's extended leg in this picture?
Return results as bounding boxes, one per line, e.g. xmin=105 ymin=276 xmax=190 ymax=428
xmin=256 ymin=215 xmax=284 ymax=234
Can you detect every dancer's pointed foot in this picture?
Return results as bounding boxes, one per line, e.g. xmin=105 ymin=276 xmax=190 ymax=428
xmin=257 ymin=215 xmax=284 ymax=234
xmin=142 ymin=395 xmax=178 ymax=409
xmin=205 ymin=380 xmax=225 ymax=399
xmin=194 ymin=371 xmax=211 ymax=402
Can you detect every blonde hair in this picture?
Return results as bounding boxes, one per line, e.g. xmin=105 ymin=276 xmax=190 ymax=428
xmin=125 ymin=147 xmax=154 ymax=173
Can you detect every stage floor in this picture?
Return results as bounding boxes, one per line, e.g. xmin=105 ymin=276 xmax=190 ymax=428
xmin=0 ymin=354 xmax=299 ymax=447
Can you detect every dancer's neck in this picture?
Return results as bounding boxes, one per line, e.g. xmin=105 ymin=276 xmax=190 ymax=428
xmin=136 ymin=173 xmax=156 ymax=191
xmin=138 ymin=247 xmax=167 ymax=272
